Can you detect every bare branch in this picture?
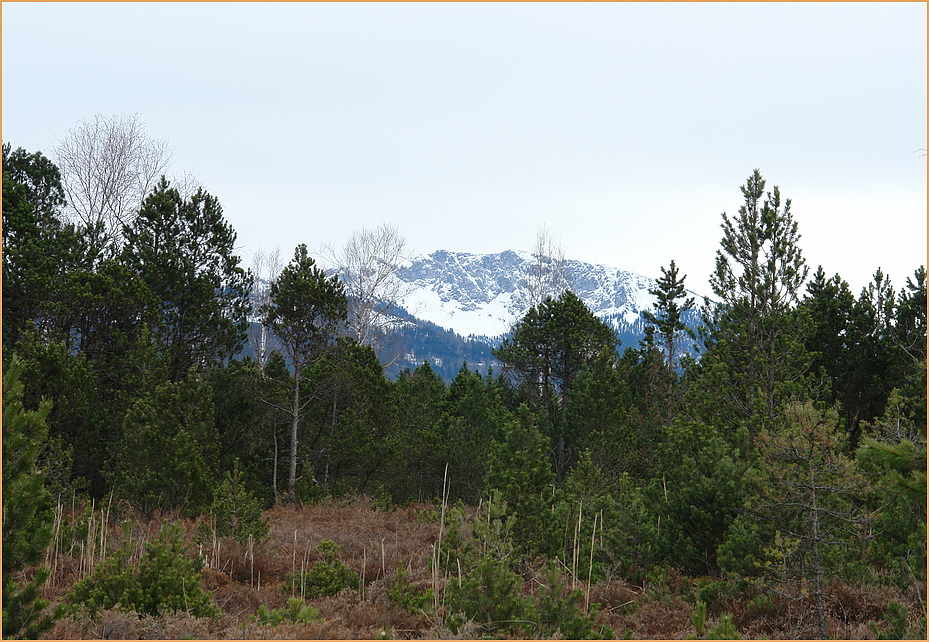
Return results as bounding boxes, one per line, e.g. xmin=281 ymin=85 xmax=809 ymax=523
xmin=54 ymin=113 xmax=173 ymax=244
xmin=320 ymin=223 xmax=416 ymax=365
xmin=515 ymin=224 xmax=571 ymax=317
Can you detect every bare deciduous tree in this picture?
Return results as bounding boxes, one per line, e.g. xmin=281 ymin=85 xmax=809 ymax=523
xmin=249 ymin=246 xmax=284 ymax=368
xmin=515 ymin=224 xmax=571 ymax=316
xmin=322 ymin=223 xmax=416 ymax=364
xmin=54 ymin=113 xmax=172 ymax=242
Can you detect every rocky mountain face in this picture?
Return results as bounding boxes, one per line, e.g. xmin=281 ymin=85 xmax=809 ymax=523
xmin=249 ymin=249 xmax=703 ymax=381
xmin=398 ymin=250 xmax=655 ymax=339
xmin=395 ymin=249 xmax=670 ymax=340
xmin=379 ymin=249 xmax=703 ymax=379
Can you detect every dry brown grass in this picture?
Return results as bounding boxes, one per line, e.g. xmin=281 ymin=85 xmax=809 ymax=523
xmin=37 ymin=497 xmax=922 ymax=639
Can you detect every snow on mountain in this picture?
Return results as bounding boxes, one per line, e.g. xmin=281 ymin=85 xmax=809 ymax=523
xmin=394 ymin=249 xmax=677 ymax=340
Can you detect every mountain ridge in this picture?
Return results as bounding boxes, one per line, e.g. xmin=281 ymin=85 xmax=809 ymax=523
xmin=394 ymin=248 xmax=697 ymax=340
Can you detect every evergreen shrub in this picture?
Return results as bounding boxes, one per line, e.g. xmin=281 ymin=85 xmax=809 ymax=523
xmin=283 ymin=540 xmax=358 ymax=598
xmin=209 ymin=461 xmax=268 ymax=546
xmin=66 ymin=522 xmax=217 ymax=618
xmin=387 ymin=566 xmax=433 ymax=614
xmin=253 ymin=597 xmax=319 ymax=626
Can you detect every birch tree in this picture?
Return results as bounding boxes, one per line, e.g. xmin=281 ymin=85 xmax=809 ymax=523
xmin=54 ymin=113 xmax=172 ymax=244
xmin=322 ymin=223 xmax=414 ymax=364
xmin=248 ymin=246 xmax=284 ymax=368
xmin=516 ymin=225 xmax=570 ymax=316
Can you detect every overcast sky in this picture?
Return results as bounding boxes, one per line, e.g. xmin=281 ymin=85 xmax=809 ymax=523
xmin=3 ymin=2 xmax=926 ymax=297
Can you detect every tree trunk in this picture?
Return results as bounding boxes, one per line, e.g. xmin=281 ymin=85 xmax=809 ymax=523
xmin=272 ymin=427 xmax=279 ymax=505
xmin=810 ymin=458 xmax=827 ymax=638
xmin=287 ymin=362 xmax=301 ymax=501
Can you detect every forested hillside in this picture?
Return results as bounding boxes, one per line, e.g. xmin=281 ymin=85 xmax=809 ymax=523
xmin=3 ymin=141 xmax=925 ymax=639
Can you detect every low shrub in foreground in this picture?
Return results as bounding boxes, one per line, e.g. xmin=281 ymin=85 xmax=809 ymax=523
xmin=66 ymin=522 xmax=218 ymax=619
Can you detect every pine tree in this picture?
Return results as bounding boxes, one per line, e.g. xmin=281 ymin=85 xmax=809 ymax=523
xmin=699 ymin=169 xmax=811 ymax=446
xmin=748 ymin=402 xmax=869 ymax=638
xmin=109 ymin=371 xmax=220 ymax=517
xmin=494 ymin=290 xmax=617 ymax=480
xmin=485 ymin=405 xmax=559 ymax=557
xmin=2 ymin=356 xmax=64 ymax=638
xmin=260 ymin=244 xmax=347 ymax=501
xmin=642 ymin=260 xmax=695 ymax=423
xmin=121 ymin=177 xmax=252 ymax=381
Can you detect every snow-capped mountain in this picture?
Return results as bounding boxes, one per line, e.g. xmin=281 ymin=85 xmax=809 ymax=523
xmin=394 ymin=249 xmax=679 ymax=340
xmin=246 ymin=248 xmax=705 ymax=380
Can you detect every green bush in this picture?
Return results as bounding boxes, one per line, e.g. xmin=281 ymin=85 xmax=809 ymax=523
xmin=870 ymin=602 xmax=927 ymax=640
xmin=210 ymin=462 xmax=268 ymax=545
xmin=690 ymin=600 xmax=740 ymax=639
xmin=691 ymin=599 xmax=707 ymax=637
xmin=284 ymin=541 xmax=358 ymax=598
xmin=253 ymin=597 xmax=319 ymax=626
xmin=387 ymin=566 xmax=433 ymax=614
xmin=67 ymin=522 xmax=217 ymax=618
xmin=2 ymin=356 xmax=64 ymax=638
xmin=531 ymin=563 xmax=607 ymax=639
xmin=706 ymin=612 xmax=739 ymax=639
xmin=446 ymin=555 xmax=530 ymax=636
xmin=108 ymin=374 xmax=220 ymax=518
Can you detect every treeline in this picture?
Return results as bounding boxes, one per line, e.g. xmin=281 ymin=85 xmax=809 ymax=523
xmin=3 ymin=141 xmax=926 ymax=637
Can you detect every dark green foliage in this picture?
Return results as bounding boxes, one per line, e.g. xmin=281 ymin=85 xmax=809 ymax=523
xmin=2 ymin=143 xmax=67 ymax=220
xmin=284 ymin=541 xmax=358 ymax=598
xmin=387 ymin=566 xmax=434 ymax=614
xmin=442 ymin=365 xmax=513 ymax=503
xmin=531 ymin=563 xmax=606 ymax=639
xmin=801 ymin=265 xmax=927 ymax=447
xmin=700 ymin=169 xmax=812 ymax=446
xmin=447 ymin=553 xmax=531 ymax=636
xmin=261 ymin=244 xmax=347 ymax=367
xmin=746 ymin=402 xmax=869 ymax=637
xmin=5 ymin=139 xmax=925 ymax=637
xmin=494 ymin=289 xmax=617 ymax=479
xmin=261 ymin=243 xmax=347 ymax=501
xmin=18 ymin=341 xmax=108 ymax=497
xmin=2 ymin=356 xmax=64 ymax=638
xmin=253 ymin=597 xmax=320 ymax=626
xmin=568 ymin=349 xmax=651 ymax=479
xmin=388 ymin=360 xmax=449 ymax=502
xmin=647 ymin=420 xmax=745 ymax=575
xmin=556 ymin=450 xmax=652 ymax=582
xmin=485 ymin=405 xmax=559 ymax=557
xmin=108 ymin=372 xmax=220 ymax=517
xmin=643 ymin=260 xmax=695 ymax=387
xmin=642 ymin=260 xmax=696 ymax=433
xmin=205 ymin=358 xmax=275 ymax=502
xmin=556 ymin=451 xmax=610 ymax=581
xmin=121 ymin=177 xmax=252 ymax=381
xmin=67 ymin=522 xmax=218 ymax=619
xmin=2 ymin=145 xmax=90 ymax=355
xmin=210 ymin=462 xmax=269 ymax=545
xmin=304 ymin=339 xmax=395 ymax=497
xmin=448 ymin=504 xmax=607 ymax=639
xmin=856 ymin=391 xmax=927 ymax=587
xmin=870 ymin=601 xmax=926 ymax=640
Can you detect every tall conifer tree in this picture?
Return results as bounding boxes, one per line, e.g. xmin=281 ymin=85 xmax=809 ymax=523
xmin=642 ymin=260 xmax=694 ymax=424
xmin=700 ymin=170 xmax=811 ymax=446
xmin=261 ymin=244 xmax=346 ymax=501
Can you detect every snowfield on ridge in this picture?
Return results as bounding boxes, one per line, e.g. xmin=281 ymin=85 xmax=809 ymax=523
xmin=394 ymin=249 xmax=684 ymax=339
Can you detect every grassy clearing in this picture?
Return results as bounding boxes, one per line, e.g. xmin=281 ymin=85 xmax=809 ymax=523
xmin=38 ymin=497 xmax=923 ymax=639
